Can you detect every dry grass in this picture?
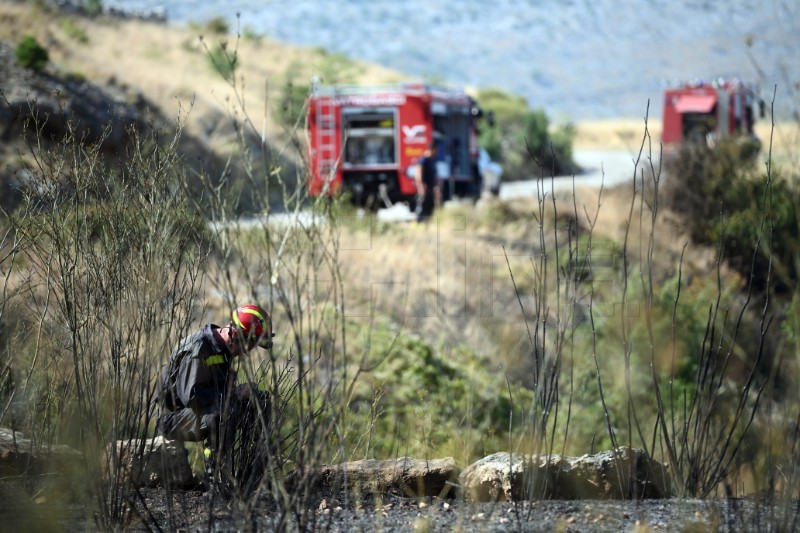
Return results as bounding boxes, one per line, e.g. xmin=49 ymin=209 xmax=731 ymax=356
xmin=321 ymin=182 xmax=709 ymax=366
xmin=572 ymin=119 xmax=654 ymax=151
xmin=574 ymin=118 xmax=800 ymax=168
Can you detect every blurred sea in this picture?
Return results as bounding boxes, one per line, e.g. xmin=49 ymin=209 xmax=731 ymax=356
xmin=107 ymin=0 xmax=799 ymax=122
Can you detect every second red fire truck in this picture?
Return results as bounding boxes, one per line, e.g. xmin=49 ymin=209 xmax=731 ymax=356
xmin=306 ymin=82 xmax=492 ymax=209
xmin=661 ymin=79 xmax=764 ymax=154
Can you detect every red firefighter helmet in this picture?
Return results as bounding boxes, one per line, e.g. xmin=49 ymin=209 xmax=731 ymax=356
xmin=231 ymin=304 xmax=273 ymax=349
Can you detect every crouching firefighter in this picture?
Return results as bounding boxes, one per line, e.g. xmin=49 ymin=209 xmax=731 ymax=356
xmin=155 ymin=304 xmax=274 ymax=489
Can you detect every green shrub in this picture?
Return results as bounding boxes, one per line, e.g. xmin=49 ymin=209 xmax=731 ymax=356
xmin=479 ymin=126 xmax=503 ymax=162
xmin=663 ymin=137 xmax=758 ymax=237
xmin=337 ymin=319 xmax=532 ymax=461
xmin=242 ymin=25 xmax=261 ymax=42
xmin=59 ymin=17 xmax=89 ymax=43
xmin=712 ymin=172 xmax=799 ymax=293
xmin=523 ymin=109 xmax=549 ymax=156
xmin=314 ymin=49 xmax=362 ymax=84
xmin=276 ymin=78 xmax=309 ymax=129
xmin=81 ymin=0 xmax=103 ymax=17
xmin=520 ymin=110 xmax=579 ymax=176
xmin=207 ymin=42 xmax=237 ymax=81
xmin=550 ymin=122 xmax=578 ymax=174
xmin=15 ymin=35 xmax=49 ymax=71
xmin=205 ymin=16 xmax=229 ymax=35
xmin=474 ymin=87 xmax=578 ymax=179
xmin=66 ymin=70 xmax=86 ymax=83
xmin=664 ymin=138 xmax=799 ymax=294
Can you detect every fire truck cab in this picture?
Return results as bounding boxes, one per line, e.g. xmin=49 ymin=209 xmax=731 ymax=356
xmin=661 ymin=79 xmax=764 ymax=153
xmin=307 ymin=83 xmax=487 ymax=209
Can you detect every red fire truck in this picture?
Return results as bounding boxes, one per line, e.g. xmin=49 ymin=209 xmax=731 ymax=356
xmin=661 ymin=79 xmax=764 ymax=153
xmin=306 ymin=83 xmax=488 ymax=209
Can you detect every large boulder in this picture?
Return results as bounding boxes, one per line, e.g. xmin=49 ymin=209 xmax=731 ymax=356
xmin=0 ymin=427 xmax=84 ymax=502
xmin=460 ymin=447 xmax=671 ymax=502
xmin=298 ymin=457 xmax=460 ymax=498
xmin=1 ymin=429 xmax=197 ymax=490
xmin=105 ymin=436 xmax=196 ymax=489
xmin=0 ymin=427 xmax=81 ymax=477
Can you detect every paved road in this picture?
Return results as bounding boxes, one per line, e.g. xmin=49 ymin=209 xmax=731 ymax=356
xmin=375 ymin=149 xmax=652 ymax=222
xmin=216 ymin=150 xmax=652 ymax=227
xmin=499 ymin=149 xmax=650 ymax=199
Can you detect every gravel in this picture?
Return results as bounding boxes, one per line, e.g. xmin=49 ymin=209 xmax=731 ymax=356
xmin=46 ymin=489 xmax=798 ymax=532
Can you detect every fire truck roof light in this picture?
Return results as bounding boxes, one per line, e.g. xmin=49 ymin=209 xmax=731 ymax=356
xmin=664 ymin=77 xmax=756 ymax=93
xmin=311 ymin=82 xmax=468 ymax=99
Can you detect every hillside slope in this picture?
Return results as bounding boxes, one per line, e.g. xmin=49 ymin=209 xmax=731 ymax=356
xmin=0 ymin=1 xmax=796 ymax=188
xmin=0 ymin=0 xmax=410 ymax=203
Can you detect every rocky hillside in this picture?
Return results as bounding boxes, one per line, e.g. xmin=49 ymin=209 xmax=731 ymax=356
xmin=1 ymin=41 xmax=125 ymax=200
xmin=0 ymin=37 xmax=236 ymax=211
xmin=0 ymin=0 xmax=407 ymax=212
xmin=1 ymin=0 xmax=796 ymax=212
xmin=109 ymin=0 xmax=800 ymax=122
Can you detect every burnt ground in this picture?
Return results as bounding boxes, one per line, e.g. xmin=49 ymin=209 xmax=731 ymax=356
xmin=17 ymin=488 xmax=798 ymax=532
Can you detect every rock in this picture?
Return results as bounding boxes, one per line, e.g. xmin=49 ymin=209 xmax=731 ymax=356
xmin=459 ymin=447 xmax=671 ymax=502
xmin=298 ymin=456 xmax=460 ymax=498
xmin=1 ymin=428 xmax=195 ymax=491
xmin=105 ymin=436 xmax=196 ymax=489
xmin=458 ymin=451 xmax=525 ymax=502
xmin=0 ymin=427 xmax=81 ymax=478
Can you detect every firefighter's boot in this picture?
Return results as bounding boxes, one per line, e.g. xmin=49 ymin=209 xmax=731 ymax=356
xmin=202 ymin=444 xmax=216 ymax=489
xmin=203 ymin=443 xmax=233 ymax=498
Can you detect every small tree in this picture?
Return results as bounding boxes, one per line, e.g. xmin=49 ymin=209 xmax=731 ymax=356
xmin=81 ymin=0 xmax=103 ymax=17
xmin=475 ymin=87 xmax=578 ymax=179
xmin=205 ymin=16 xmax=229 ymax=35
xmin=207 ymin=42 xmax=237 ymax=81
xmin=15 ymin=36 xmax=49 ymax=71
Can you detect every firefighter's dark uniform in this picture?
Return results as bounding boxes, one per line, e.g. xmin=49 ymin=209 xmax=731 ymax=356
xmin=156 ymin=324 xmax=234 ymax=446
xmin=416 ymin=153 xmax=438 ymax=221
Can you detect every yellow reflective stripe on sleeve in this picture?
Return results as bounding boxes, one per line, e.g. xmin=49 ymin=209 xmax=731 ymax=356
xmin=204 ymin=354 xmax=228 ymax=366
